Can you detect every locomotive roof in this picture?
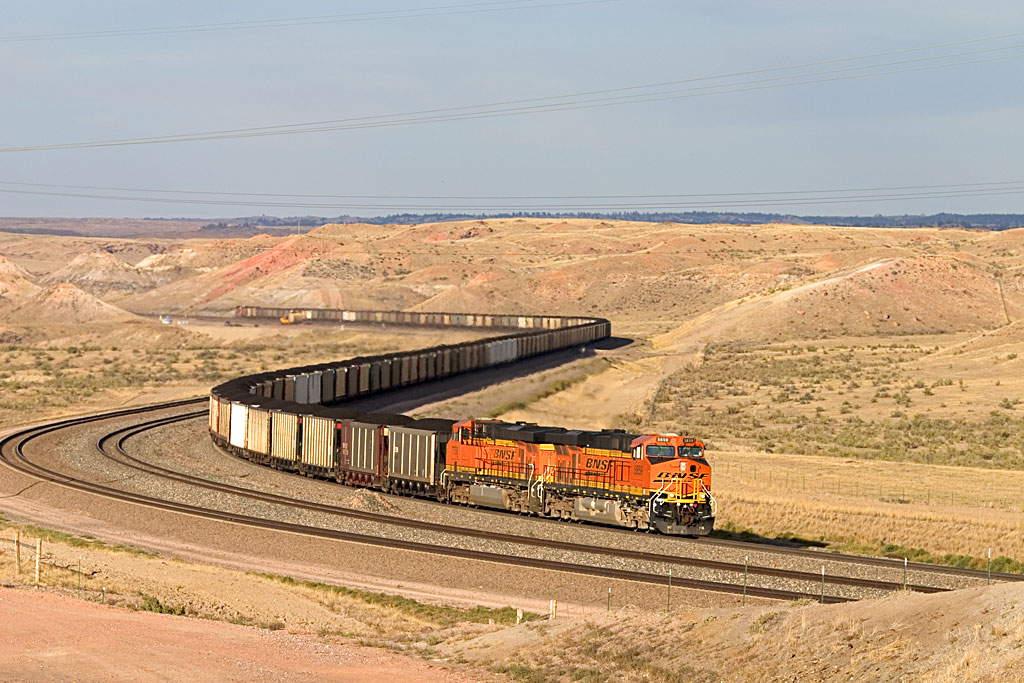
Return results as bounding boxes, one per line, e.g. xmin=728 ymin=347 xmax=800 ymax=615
xmin=472 ymin=419 xmax=640 ymax=451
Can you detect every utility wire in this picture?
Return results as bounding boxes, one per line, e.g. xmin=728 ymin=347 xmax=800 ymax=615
xmin=2 ymin=37 xmax=1022 ymax=153
xmin=3 ymin=185 xmax=1022 ymax=211
xmin=0 ymin=0 xmax=617 ymax=42
xmin=1 ymin=179 xmax=1022 ymax=201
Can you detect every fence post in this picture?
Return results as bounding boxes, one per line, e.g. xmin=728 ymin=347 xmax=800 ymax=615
xmin=607 ymin=587 xmax=612 ymax=612
xmin=34 ymin=538 xmax=41 ymax=585
xmin=820 ymin=566 xmax=825 ymax=603
xmin=516 ymin=609 xmax=523 ymax=625
xmin=549 ymin=600 xmax=557 ymax=620
xmin=15 ymin=530 xmax=21 ymax=575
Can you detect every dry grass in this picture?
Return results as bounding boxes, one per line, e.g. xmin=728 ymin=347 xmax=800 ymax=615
xmin=450 ymin=584 xmax=1024 ymax=682
xmin=0 ymin=321 xmax=481 ymax=427
xmin=645 ymin=335 xmax=1024 ymax=466
xmin=710 ymin=450 xmax=1024 ymax=564
xmin=0 ymin=522 xmax=527 ymax=644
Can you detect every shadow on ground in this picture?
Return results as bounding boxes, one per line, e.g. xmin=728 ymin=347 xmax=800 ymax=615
xmin=708 ymin=529 xmax=830 ymax=549
xmin=337 ymin=337 xmax=634 ymax=415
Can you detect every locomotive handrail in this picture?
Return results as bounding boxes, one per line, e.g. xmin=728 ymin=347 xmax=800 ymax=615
xmin=701 ymin=481 xmax=718 ymax=517
xmin=647 ymin=478 xmax=678 ymax=521
xmin=532 ymin=466 xmax=554 ymax=500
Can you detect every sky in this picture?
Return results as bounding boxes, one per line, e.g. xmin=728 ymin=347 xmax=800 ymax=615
xmin=2 ymin=0 xmax=1023 ymax=219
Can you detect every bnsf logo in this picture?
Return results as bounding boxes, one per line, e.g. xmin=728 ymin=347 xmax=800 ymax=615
xmin=585 ymin=458 xmax=610 ymax=470
xmin=491 ymin=448 xmax=516 ymax=460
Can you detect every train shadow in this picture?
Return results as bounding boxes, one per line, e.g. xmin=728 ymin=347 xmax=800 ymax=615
xmin=708 ymin=529 xmax=830 ymax=550
xmin=341 ymin=337 xmax=634 ymax=415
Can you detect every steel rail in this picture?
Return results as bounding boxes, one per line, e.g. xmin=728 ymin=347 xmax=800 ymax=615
xmin=101 ymin=410 xmax=949 ymax=596
xmin=0 ymin=401 xmax=850 ymax=603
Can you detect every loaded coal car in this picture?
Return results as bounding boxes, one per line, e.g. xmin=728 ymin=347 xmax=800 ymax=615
xmin=342 ymin=412 xmax=413 ymax=488
xmin=208 ymin=309 xmax=717 ymax=535
xmin=386 ymin=418 xmax=456 ymax=498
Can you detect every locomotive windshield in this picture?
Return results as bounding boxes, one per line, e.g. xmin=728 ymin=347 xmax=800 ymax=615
xmin=678 ymin=445 xmax=703 ymax=457
xmin=645 ymin=445 xmax=675 ymax=458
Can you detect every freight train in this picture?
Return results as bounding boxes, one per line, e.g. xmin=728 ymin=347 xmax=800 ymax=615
xmin=209 ymin=308 xmax=716 ymax=535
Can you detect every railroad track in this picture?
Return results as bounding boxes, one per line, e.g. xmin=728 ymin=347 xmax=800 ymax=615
xmin=4 ymin=400 xmax=1019 ymax=603
xmin=101 ymin=409 xmax=953 ymax=597
xmin=1 ymin=400 xmax=849 ymax=603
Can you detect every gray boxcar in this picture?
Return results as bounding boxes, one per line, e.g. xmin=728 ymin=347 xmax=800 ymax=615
xmin=388 ymin=421 xmax=453 ymax=485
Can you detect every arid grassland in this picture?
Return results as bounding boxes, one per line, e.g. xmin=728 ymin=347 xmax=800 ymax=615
xmin=0 ymin=322 xmax=480 ymax=426
xmin=3 ymin=219 xmax=1024 ymax=573
xmin=7 ymin=517 xmax=1024 ymax=682
xmin=643 ymin=338 xmax=1024 ymax=467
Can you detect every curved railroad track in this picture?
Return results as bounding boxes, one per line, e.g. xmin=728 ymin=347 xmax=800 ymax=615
xmin=98 ymin=409 xmax=941 ymax=596
xmin=3 ymin=398 xmax=1018 ymax=604
xmin=1 ymin=399 xmax=852 ymax=603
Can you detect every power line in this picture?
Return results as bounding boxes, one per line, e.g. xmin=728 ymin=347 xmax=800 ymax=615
xmin=2 ymin=179 xmax=1022 ymax=201
xmin=0 ymin=1 xmax=617 ymax=42
xmin=2 ymin=184 xmax=1022 ymax=211
xmin=3 ymin=36 xmax=1022 ymax=153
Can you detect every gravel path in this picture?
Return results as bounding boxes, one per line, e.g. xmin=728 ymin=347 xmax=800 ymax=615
xmin=0 ymin=587 xmax=479 ymax=683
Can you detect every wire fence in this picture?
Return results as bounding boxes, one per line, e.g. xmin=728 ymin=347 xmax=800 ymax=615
xmin=715 ymin=461 xmax=1024 ymax=512
xmin=0 ymin=532 xmax=105 ymax=601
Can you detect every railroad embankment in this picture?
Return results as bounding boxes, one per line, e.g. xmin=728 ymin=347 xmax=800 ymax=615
xmin=2 ymin=517 xmax=1022 ymax=682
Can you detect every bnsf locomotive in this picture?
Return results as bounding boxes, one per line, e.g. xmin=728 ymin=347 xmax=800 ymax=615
xmin=447 ymin=420 xmax=713 ymax=534
xmin=210 ymin=307 xmax=716 ymax=536
xmin=209 ymin=400 xmax=715 ymax=535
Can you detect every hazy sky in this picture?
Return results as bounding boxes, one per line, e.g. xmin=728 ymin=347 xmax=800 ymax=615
xmin=2 ymin=1 xmax=1023 ymax=218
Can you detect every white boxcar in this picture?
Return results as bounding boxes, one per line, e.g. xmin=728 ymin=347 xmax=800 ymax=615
xmin=208 ymin=396 xmax=219 ymax=433
xmin=229 ymin=402 xmax=248 ymax=449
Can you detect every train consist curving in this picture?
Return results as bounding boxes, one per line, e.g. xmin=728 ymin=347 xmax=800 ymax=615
xmin=208 ymin=307 xmax=715 ymax=535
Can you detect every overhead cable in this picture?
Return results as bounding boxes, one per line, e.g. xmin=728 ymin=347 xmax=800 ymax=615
xmin=2 ymin=38 xmax=1022 ymax=153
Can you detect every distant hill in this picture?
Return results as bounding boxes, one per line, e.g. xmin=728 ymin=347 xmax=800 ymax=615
xmin=4 ymin=282 xmax=140 ymax=324
xmin=4 ymin=213 xmax=1022 ymax=239
xmin=208 ymin=212 xmax=1024 ymax=231
xmin=207 ymin=211 xmax=1024 ymax=231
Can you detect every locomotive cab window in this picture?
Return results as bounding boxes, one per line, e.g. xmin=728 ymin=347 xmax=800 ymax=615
xmin=678 ymin=446 xmax=703 ymax=458
xmin=645 ymin=445 xmax=674 ymax=458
